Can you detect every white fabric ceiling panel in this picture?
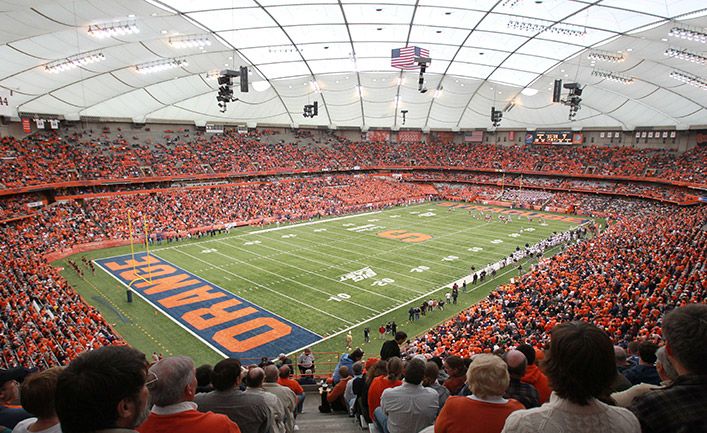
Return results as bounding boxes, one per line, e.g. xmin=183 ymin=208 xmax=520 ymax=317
xmin=301 ymin=43 xmax=353 ymax=62
xmin=365 ymin=115 xmax=396 ymax=128
xmin=218 ymin=28 xmax=290 ymax=49
xmin=456 ymin=47 xmax=506 ymax=66
xmin=414 ymin=43 xmax=460 ymax=62
xmin=355 ymin=57 xmax=397 ymax=72
xmin=285 ymin=25 xmax=350 ymax=45
xmin=4 ymin=68 xmax=93 ymax=96
xmin=348 ymin=25 xmax=408 ymax=42
xmin=599 ymin=0 xmax=704 ymax=18
xmin=488 ymin=68 xmax=538 ymax=87
xmin=83 ymin=89 xmax=163 ymax=118
xmin=502 ymin=53 xmax=558 ymax=74
xmin=409 ymin=25 xmax=471 ymax=47
xmin=497 ymin=1 xmax=587 ymax=22
xmin=418 ymin=0 xmax=493 ymax=8
xmin=100 ymin=43 xmax=168 ymax=74
xmin=19 ymin=94 xmax=77 ymax=115
xmin=10 ymin=31 xmax=102 ymax=61
xmin=464 ymin=31 xmax=527 ymax=52
xmin=428 ymin=102 xmax=464 ymax=126
xmin=608 ymin=101 xmax=676 ymax=127
xmin=516 ymin=39 xmax=581 ymax=61
xmin=414 ymin=6 xmax=485 ymax=28
xmin=239 ymin=46 xmax=303 ymax=65
xmin=446 ymin=62 xmax=495 ymax=80
xmin=361 ymin=85 xmax=396 ymax=104
xmin=638 ymin=88 xmax=704 ymax=118
xmin=343 ymin=4 xmax=414 ymax=24
xmin=188 ymin=9 xmax=274 ymax=32
xmin=161 ymin=0 xmax=257 ymax=12
xmin=144 ymin=75 xmax=210 ymax=105
xmin=352 ymin=42 xmax=399 ymax=62
xmin=0 ymin=10 xmax=67 ymax=45
xmin=359 ymin=73 xmax=398 ymax=87
xmin=307 ymin=59 xmax=349 ymax=75
xmin=269 ymin=4 xmax=344 ymax=25
xmin=0 ymin=45 xmax=42 ymax=78
xmin=261 ymin=0 xmax=337 ymax=5
xmin=51 ymin=74 xmax=134 ymax=107
xmin=565 ymin=6 xmax=660 ymax=33
xmin=257 ymin=61 xmax=310 ymax=79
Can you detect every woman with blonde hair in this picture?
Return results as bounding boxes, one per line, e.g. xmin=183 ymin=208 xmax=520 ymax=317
xmin=435 ymin=354 xmax=523 ymax=433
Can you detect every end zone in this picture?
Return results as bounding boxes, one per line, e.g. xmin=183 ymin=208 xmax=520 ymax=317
xmin=95 ymin=252 xmax=321 ymax=360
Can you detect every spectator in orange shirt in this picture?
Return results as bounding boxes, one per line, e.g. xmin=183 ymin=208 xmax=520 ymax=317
xmin=277 ymin=366 xmax=305 ymax=415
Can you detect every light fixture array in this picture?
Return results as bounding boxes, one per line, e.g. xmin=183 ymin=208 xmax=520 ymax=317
xmin=501 ymin=0 xmax=523 ymax=7
xmin=587 ymin=50 xmax=624 ymax=63
xmin=45 ymin=52 xmax=105 ymax=73
xmin=507 ymin=18 xmax=586 ymax=37
xmin=668 ymin=26 xmax=707 ymax=44
xmin=664 ymin=47 xmax=706 ymax=65
xmin=88 ymin=21 xmax=139 ymax=39
xmin=135 ymin=58 xmax=188 ymax=74
xmin=592 ymin=69 xmax=634 ymax=85
xmin=169 ymin=35 xmax=212 ymax=49
xmin=669 ymin=70 xmax=707 ymax=89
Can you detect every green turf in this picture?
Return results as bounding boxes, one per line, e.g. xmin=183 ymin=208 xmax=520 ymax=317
xmin=57 ymin=201 xmax=585 ymax=368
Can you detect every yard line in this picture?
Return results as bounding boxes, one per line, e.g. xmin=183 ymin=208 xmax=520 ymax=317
xmin=257 ymin=220 xmax=502 ymax=278
xmin=166 ymin=248 xmax=355 ymax=325
xmin=178 ymin=245 xmax=381 ymax=315
xmin=213 ymin=239 xmax=418 ymax=299
xmin=151 ymin=209 xmax=387 ymax=253
xmin=285 ymin=258 xmax=524 ymax=356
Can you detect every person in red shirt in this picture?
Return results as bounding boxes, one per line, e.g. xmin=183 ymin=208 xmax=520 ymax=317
xmin=368 ymin=357 xmax=403 ymax=423
xmin=435 ymin=354 xmax=524 ymax=433
xmin=138 ymin=356 xmax=240 ymax=433
xmin=277 ymin=366 xmax=305 ymax=415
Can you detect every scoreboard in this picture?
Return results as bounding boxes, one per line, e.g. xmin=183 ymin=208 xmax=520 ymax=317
xmin=525 ymin=131 xmax=584 ymax=145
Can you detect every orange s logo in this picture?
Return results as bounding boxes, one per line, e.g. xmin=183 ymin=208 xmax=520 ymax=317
xmin=377 ymin=229 xmax=432 ymax=243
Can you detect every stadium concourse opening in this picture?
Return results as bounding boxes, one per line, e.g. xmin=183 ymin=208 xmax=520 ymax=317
xmin=0 ymin=1 xmax=706 ymax=433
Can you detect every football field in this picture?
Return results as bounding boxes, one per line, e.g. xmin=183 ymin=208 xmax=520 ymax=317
xmin=60 ymin=201 xmax=589 ymax=366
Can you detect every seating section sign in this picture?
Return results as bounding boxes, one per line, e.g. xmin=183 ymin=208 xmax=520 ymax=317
xmin=525 ymin=131 xmax=584 ymax=145
xmin=95 ymin=252 xmax=321 ymax=359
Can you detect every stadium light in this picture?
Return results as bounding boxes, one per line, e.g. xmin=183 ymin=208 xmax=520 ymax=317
xmin=88 ymin=20 xmax=139 ymax=39
xmin=45 ymin=51 xmax=105 ymax=73
xmin=169 ymin=34 xmax=212 ymax=49
xmin=587 ymin=50 xmax=625 ymax=63
xmin=668 ymin=26 xmax=707 ymax=44
xmin=591 ymin=69 xmax=634 ymax=85
xmin=669 ymin=70 xmax=707 ymax=89
xmin=135 ymin=58 xmax=188 ymax=74
xmin=664 ymin=47 xmax=706 ymax=65
xmin=507 ymin=18 xmax=586 ymax=37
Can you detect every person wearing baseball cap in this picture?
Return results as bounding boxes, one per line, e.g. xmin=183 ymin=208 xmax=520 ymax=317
xmin=0 ymin=367 xmax=36 ymax=429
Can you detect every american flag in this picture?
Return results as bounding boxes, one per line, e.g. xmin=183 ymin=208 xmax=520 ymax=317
xmin=391 ymin=46 xmax=429 ymax=70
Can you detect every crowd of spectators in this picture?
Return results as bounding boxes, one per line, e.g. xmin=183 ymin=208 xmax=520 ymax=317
xmin=407 ymin=201 xmax=706 ymax=358
xmin=0 ymin=175 xmax=431 ymax=369
xmin=1 ymin=129 xmax=705 ymax=188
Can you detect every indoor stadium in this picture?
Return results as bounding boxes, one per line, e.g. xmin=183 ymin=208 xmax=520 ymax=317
xmin=0 ymin=1 xmax=705 ymax=432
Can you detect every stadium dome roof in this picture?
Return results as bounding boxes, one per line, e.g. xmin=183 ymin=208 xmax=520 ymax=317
xmin=2 ymin=0 xmax=706 ymax=130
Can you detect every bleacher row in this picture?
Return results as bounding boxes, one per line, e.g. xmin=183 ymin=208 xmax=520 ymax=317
xmin=1 ymin=129 xmax=705 ymax=189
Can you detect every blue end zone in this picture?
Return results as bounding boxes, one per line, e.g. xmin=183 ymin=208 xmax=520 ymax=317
xmin=95 ymin=252 xmax=321 ymax=360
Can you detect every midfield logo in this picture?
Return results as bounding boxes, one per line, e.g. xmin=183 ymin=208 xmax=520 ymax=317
xmin=339 ymin=267 xmax=377 ymax=282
